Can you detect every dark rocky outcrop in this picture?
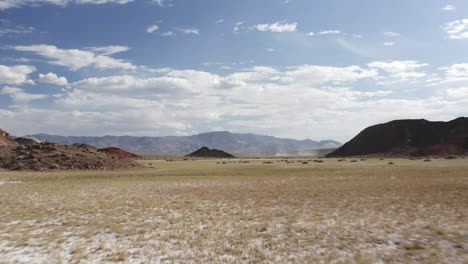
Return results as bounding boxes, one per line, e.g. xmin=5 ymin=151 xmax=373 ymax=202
xmin=185 ymin=146 xmax=235 ymax=158
xmin=326 ymin=117 xmax=468 ymax=157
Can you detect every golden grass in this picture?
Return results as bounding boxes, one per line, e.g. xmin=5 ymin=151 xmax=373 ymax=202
xmin=0 ymin=157 xmax=466 ymax=263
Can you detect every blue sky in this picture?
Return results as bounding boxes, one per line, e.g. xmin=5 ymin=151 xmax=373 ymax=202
xmin=0 ymin=0 xmax=467 ymax=142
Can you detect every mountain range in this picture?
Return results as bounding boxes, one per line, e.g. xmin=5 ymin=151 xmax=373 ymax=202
xmin=29 ymin=131 xmax=341 ymax=155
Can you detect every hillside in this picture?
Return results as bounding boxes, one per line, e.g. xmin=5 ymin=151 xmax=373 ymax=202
xmin=327 ymin=117 xmax=468 ymax=157
xmin=185 ymin=147 xmax=235 ymax=158
xmin=0 ymin=128 xmax=138 ymax=171
xmin=30 ymin=131 xmax=341 ymax=155
xmin=0 ymin=129 xmax=17 ymax=147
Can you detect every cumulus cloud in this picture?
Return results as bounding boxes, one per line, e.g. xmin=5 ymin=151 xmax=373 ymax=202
xmin=444 ymin=19 xmax=468 ymax=39
xmin=146 ymin=25 xmax=159 ymax=33
xmin=384 ymin=32 xmax=400 ymax=37
xmin=383 ymin=42 xmax=395 ymax=46
xmin=438 ymin=63 xmax=468 ymax=84
xmin=255 ymin=22 xmax=297 ymax=33
xmin=441 ymin=4 xmax=456 ymax=11
xmin=84 ymin=46 xmax=130 ymax=55
xmin=38 ymin=72 xmax=68 ymax=86
xmin=0 ymin=65 xmax=36 ymax=85
xmin=176 ymin=27 xmax=200 ymax=35
xmin=0 ymin=24 xmax=34 ymax=36
xmin=0 ymin=0 xmax=134 ymax=10
xmin=152 ymin=0 xmax=172 ymax=7
xmin=318 ymin=30 xmax=341 ymax=35
xmin=0 ymin=86 xmax=48 ymax=104
xmin=446 ymin=87 xmax=468 ymax=99
xmin=13 ymin=44 xmax=135 ymax=71
xmin=368 ymin=60 xmax=428 ymax=85
xmin=160 ymin=31 xmax=175 ymax=37
xmin=2 ymin=59 xmax=466 ymax=142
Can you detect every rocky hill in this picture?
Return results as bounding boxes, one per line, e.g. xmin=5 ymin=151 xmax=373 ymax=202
xmin=326 ymin=117 xmax=468 ymax=157
xmin=30 ymin=131 xmax=341 ymax=155
xmin=185 ymin=147 xmax=235 ymax=158
xmin=0 ymin=129 xmax=138 ymax=171
xmin=0 ymin=129 xmax=17 ymax=147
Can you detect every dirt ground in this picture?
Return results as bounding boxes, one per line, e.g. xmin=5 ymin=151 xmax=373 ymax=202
xmin=0 ymin=157 xmax=466 ymax=263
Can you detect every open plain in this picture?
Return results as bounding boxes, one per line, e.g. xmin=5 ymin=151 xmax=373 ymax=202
xmin=0 ymin=158 xmax=466 ymax=263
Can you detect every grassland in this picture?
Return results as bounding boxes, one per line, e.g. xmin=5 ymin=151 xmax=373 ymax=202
xmin=0 ymin=157 xmax=466 ymax=263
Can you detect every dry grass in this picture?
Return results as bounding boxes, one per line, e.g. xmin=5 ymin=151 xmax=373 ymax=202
xmin=0 ymin=158 xmax=466 ymax=263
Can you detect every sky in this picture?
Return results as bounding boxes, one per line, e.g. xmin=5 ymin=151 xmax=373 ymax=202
xmin=0 ymin=0 xmax=467 ymax=142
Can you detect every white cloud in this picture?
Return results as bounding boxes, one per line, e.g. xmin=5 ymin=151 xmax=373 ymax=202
xmin=0 ymin=86 xmax=48 ymax=104
xmin=444 ymin=19 xmax=468 ymax=39
xmin=13 ymin=44 xmax=135 ymax=71
xmin=146 ymin=25 xmax=159 ymax=33
xmin=0 ymin=26 xmax=34 ymax=36
xmin=438 ymin=63 xmax=468 ymax=83
xmin=215 ymin=19 xmax=224 ymax=24
xmin=84 ymin=46 xmax=130 ymax=55
xmin=255 ymin=22 xmax=297 ymax=33
xmin=176 ymin=27 xmax=200 ymax=35
xmin=368 ymin=60 xmax=428 ymax=85
xmin=318 ymin=30 xmax=341 ymax=35
xmin=384 ymin=31 xmax=400 ymax=37
xmin=441 ymin=4 xmax=456 ymax=11
xmin=307 ymin=32 xmax=315 ymax=36
xmin=38 ymin=72 xmax=68 ymax=86
xmin=446 ymin=87 xmax=468 ymax=98
xmin=266 ymin=48 xmax=275 ymax=52
xmin=0 ymin=0 xmax=134 ymax=10
xmin=0 ymin=65 xmax=36 ymax=85
xmin=383 ymin=42 xmax=395 ymax=46
xmin=2 ymin=60 xmax=467 ymax=142
xmin=152 ymin=0 xmax=172 ymax=7
xmin=281 ymin=65 xmax=377 ymax=85
xmin=160 ymin=31 xmax=175 ymax=37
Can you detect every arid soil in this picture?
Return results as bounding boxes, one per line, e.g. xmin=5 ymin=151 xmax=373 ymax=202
xmin=0 ymin=158 xmax=466 ymax=263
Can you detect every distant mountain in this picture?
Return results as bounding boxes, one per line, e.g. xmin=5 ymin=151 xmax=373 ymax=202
xmin=327 ymin=117 xmax=468 ymax=157
xmin=29 ymin=131 xmax=341 ymax=155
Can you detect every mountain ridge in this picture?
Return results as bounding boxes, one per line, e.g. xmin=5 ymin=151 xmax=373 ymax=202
xmin=29 ymin=131 xmax=341 ymax=155
xmin=326 ymin=117 xmax=468 ymax=157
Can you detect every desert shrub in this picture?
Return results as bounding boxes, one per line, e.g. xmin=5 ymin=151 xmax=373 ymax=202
xmin=424 ymin=159 xmax=431 ymax=162
xmin=10 ymin=162 xmax=26 ymax=170
xmin=445 ymin=155 xmax=457 ymax=159
xmin=388 ymin=162 xmax=394 ymax=165
xmin=350 ymin=160 xmax=358 ymax=163
xmin=49 ymin=164 xmax=60 ymax=169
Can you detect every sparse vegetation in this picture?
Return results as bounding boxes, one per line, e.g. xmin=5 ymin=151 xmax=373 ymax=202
xmin=0 ymin=158 xmax=466 ymax=263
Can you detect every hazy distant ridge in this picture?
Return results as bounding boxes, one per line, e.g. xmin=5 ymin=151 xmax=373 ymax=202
xmin=30 ymin=131 xmax=341 ymax=155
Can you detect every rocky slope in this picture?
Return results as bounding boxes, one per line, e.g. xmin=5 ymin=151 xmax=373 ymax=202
xmin=327 ymin=117 xmax=468 ymax=157
xmin=31 ymin=131 xmax=341 ymax=155
xmin=0 ymin=129 xmax=138 ymax=171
